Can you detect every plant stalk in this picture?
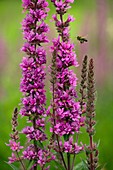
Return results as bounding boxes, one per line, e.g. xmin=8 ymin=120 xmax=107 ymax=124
xmin=67 ymin=153 xmax=71 ymax=170
xmin=16 ymin=151 xmax=26 ymax=170
xmin=89 ymin=135 xmax=94 ymax=170
xmin=52 ymin=72 xmax=67 ymax=170
xmin=71 ymin=134 xmax=79 ymax=170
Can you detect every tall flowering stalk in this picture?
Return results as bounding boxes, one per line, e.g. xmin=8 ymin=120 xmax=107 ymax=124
xmin=7 ymin=108 xmax=25 ymax=170
xmin=20 ymin=0 xmax=55 ymax=169
xmin=79 ymin=55 xmax=88 ymax=112
xmin=71 ymin=55 xmax=88 ymax=169
xmin=85 ymin=59 xmax=99 ymax=170
xmin=49 ymin=0 xmax=85 ymax=169
xmin=8 ymin=0 xmax=54 ymax=170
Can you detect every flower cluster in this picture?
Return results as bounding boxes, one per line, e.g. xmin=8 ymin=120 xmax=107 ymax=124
xmin=50 ymin=0 xmax=84 ymax=138
xmin=22 ymin=126 xmax=46 ymax=141
xmin=8 ymin=153 xmax=18 ymax=164
xmin=8 ymin=140 xmax=23 ymax=152
xmin=19 ymin=0 xmax=54 ymax=169
xmin=54 ymin=137 xmax=83 ymax=154
xmin=51 ymin=0 xmax=74 ymax=15
xmin=23 ymin=144 xmax=55 ymax=167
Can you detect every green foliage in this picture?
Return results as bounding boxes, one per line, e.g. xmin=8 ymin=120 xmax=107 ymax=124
xmin=27 ymin=160 xmax=33 ymax=170
xmin=74 ymin=160 xmax=88 ymax=170
xmin=53 ymin=160 xmax=65 ymax=170
xmin=5 ymin=162 xmax=19 ymax=170
xmin=96 ymin=163 xmax=107 ymax=170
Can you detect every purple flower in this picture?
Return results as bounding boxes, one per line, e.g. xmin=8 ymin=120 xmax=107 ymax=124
xmin=64 ymin=141 xmax=72 ymax=152
xmin=20 ymin=57 xmax=34 ymax=71
xmin=28 ymin=129 xmax=47 ymax=141
xmin=8 ymin=153 xmax=17 ymax=164
xmin=20 ymin=0 xmax=50 ymax=167
xmin=7 ymin=140 xmax=23 ymax=151
xmin=51 ymin=0 xmax=74 ymax=14
xmin=65 ymin=0 xmax=74 ymax=3
xmin=23 ymin=145 xmax=36 ymax=160
xmin=22 ymin=0 xmax=30 ymax=9
xmin=22 ymin=126 xmax=34 ymax=134
xmin=37 ymin=149 xmax=55 ymax=167
xmin=23 ymin=145 xmax=55 ymax=167
xmin=73 ymin=143 xmax=84 ymax=154
xmin=55 ymin=137 xmax=84 ymax=154
xmin=49 ymin=0 xmax=85 ymax=157
xmin=36 ymin=118 xmax=45 ymax=127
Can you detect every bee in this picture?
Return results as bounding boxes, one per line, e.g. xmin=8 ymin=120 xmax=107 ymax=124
xmin=77 ymin=36 xmax=88 ymax=44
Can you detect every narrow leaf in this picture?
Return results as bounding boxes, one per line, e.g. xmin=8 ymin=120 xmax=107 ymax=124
xmin=5 ymin=162 xmax=19 ymax=170
xmin=96 ymin=140 xmax=100 ymax=148
xmin=27 ymin=160 xmax=33 ymax=170
xmin=74 ymin=161 xmax=88 ymax=170
xmin=54 ymin=160 xmax=65 ymax=170
xmin=96 ymin=164 xmax=106 ymax=170
xmin=36 ymin=141 xmax=44 ymax=149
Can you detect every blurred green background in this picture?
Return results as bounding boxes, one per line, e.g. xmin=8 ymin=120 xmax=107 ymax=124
xmin=0 ymin=0 xmax=113 ymax=169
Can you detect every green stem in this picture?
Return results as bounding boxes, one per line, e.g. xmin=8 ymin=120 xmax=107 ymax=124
xmin=67 ymin=153 xmax=71 ymax=170
xmin=90 ymin=136 xmax=94 ymax=170
xmin=89 ymin=120 xmax=94 ymax=170
xmin=16 ymin=151 xmax=26 ymax=170
xmin=71 ymin=134 xmax=79 ymax=170
xmin=56 ymin=135 xmax=68 ymax=170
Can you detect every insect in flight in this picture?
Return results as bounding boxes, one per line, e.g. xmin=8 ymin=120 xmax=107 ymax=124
xmin=77 ymin=36 xmax=88 ymax=44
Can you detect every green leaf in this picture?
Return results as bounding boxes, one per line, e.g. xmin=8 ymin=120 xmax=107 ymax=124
xmin=36 ymin=141 xmax=44 ymax=149
xmin=74 ymin=160 xmax=88 ymax=170
xmin=96 ymin=164 xmax=106 ymax=170
xmin=82 ymin=160 xmax=88 ymax=168
xmin=63 ymin=134 xmax=70 ymax=141
xmin=96 ymin=140 xmax=100 ymax=148
xmin=54 ymin=160 xmax=65 ymax=170
xmin=5 ymin=162 xmax=19 ymax=170
xmin=27 ymin=160 xmax=33 ymax=170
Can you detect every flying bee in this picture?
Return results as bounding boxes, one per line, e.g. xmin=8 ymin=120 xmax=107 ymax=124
xmin=77 ymin=35 xmax=88 ymax=44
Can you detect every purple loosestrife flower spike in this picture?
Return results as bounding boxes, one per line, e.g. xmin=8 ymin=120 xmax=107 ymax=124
xmin=49 ymin=0 xmax=85 ymax=169
xmin=20 ymin=0 xmax=54 ymax=169
xmin=7 ymin=108 xmax=25 ymax=170
xmin=85 ymin=59 xmax=99 ymax=170
xmin=71 ymin=56 xmax=88 ymax=170
xmin=80 ymin=55 xmax=88 ymax=112
xmin=50 ymin=0 xmax=84 ymax=142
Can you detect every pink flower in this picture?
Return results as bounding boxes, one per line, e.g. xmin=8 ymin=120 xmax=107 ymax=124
xmin=65 ymin=0 xmax=74 ymax=3
xmin=8 ymin=153 xmax=17 ymax=164
xmin=64 ymin=141 xmax=72 ymax=152
xmin=73 ymin=143 xmax=84 ymax=154
xmin=7 ymin=140 xmax=23 ymax=151
xmin=22 ymin=0 xmax=30 ymax=9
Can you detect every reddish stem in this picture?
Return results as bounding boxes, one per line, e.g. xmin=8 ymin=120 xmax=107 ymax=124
xmin=89 ymin=117 xmax=94 ymax=170
xmin=90 ymin=136 xmax=94 ymax=170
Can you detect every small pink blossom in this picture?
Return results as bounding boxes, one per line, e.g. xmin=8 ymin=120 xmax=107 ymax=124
xmin=7 ymin=140 xmax=23 ymax=152
xmin=8 ymin=153 xmax=17 ymax=164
